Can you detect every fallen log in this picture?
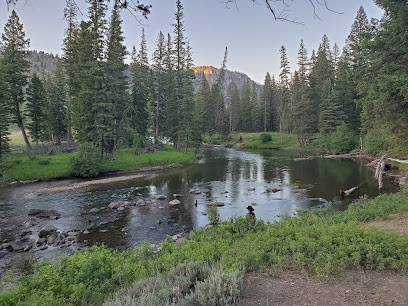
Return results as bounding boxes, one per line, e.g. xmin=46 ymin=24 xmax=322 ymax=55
xmin=341 ymin=186 xmax=357 ymax=197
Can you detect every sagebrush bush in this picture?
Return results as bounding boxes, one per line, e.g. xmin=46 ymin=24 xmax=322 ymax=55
xmin=260 ymin=133 xmax=272 ymax=143
xmin=69 ymin=143 xmax=101 ymax=177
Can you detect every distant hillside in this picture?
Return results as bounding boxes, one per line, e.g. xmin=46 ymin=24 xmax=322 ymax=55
xmin=193 ymin=66 xmax=262 ymax=95
xmin=25 ymin=52 xmax=262 ymax=95
xmin=28 ymin=50 xmax=59 ymax=76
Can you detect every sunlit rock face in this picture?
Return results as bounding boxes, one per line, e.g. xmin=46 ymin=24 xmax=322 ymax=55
xmin=193 ymin=66 xmax=262 ymax=95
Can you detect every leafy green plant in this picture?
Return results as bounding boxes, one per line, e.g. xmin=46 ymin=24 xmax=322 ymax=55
xmin=37 ymin=159 xmax=50 ymax=166
xmin=70 ymin=143 xmax=101 ymax=177
xmin=325 ymin=124 xmax=356 ymax=154
xmin=206 ymin=205 xmax=220 ymax=225
xmin=260 ymin=133 xmax=272 ymax=143
xmin=363 ymin=128 xmax=391 ymax=154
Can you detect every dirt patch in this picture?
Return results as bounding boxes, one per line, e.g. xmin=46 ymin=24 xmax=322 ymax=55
xmin=366 ymin=212 xmax=408 ymax=235
xmin=236 ymin=270 xmax=408 ymax=306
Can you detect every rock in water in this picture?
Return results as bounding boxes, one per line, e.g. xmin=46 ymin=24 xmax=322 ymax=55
xmin=169 ymin=200 xmax=181 ymax=206
xmin=156 ymin=195 xmax=167 ymax=200
xmin=89 ymin=208 xmax=100 ymax=214
xmin=38 ymin=225 xmax=57 ymax=237
xmin=28 ymin=209 xmax=61 ymax=219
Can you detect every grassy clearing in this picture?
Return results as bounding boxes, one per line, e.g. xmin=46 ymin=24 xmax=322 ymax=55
xmin=1 ymin=187 xmax=407 ymax=305
xmin=7 ymin=129 xmax=31 ymax=147
xmin=0 ymin=148 xmax=196 ymax=182
xmin=203 ymin=131 xmax=299 ymax=148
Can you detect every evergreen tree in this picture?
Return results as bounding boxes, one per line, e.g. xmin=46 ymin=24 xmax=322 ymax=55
xmin=226 ymin=81 xmax=240 ymax=131
xmin=152 ymin=31 xmax=166 ymax=139
xmin=240 ymin=80 xmax=252 ymax=132
xmin=106 ymin=7 xmax=128 ymax=153
xmin=44 ymin=59 xmax=67 ymax=144
xmin=194 ymin=73 xmax=210 ymax=133
xmin=0 ymin=61 xmax=10 ymax=161
xmin=278 ymin=45 xmax=291 ymax=142
xmin=62 ymin=0 xmax=78 ymax=144
xmin=319 ymin=88 xmax=345 ymax=134
xmin=259 ymin=72 xmax=274 ymax=132
xmin=0 ymin=10 xmax=31 ymax=150
xmin=250 ymin=81 xmax=259 ymax=131
xmin=26 ymin=73 xmax=47 ymax=144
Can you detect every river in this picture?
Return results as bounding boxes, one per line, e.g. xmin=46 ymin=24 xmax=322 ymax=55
xmin=0 ymin=148 xmax=399 ymax=276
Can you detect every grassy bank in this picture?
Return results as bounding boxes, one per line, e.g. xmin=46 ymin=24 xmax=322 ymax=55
xmin=1 ymin=187 xmax=407 ymax=305
xmin=203 ymin=132 xmax=299 ymax=149
xmin=0 ymin=148 xmax=196 ymax=182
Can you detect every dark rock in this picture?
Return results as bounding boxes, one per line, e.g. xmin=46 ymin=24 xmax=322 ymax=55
xmin=167 ymin=219 xmax=175 ymax=224
xmin=173 ymin=194 xmax=184 ymax=198
xmin=39 ymin=245 xmax=48 ymax=250
xmin=9 ymin=240 xmax=31 ymax=252
xmin=0 ymin=251 xmax=7 ymax=259
xmin=37 ymin=238 xmax=46 ymax=245
xmin=89 ymin=208 xmax=100 ymax=214
xmin=155 ymin=195 xmax=167 ymax=200
xmin=28 ymin=209 xmax=61 ymax=219
xmin=24 ymin=245 xmax=32 ymax=252
xmin=39 ymin=225 xmax=57 ymax=237
xmin=209 ymin=201 xmax=225 ymax=207
xmin=201 ymin=212 xmax=207 ymax=215
xmin=156 ymin=220 xmax=162 ymax=225
xmin=20 ymin=229 xmax=32 ymax=237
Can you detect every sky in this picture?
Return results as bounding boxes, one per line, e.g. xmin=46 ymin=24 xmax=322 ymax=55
xmin=0 ymin=0 xmax=384 ymax=84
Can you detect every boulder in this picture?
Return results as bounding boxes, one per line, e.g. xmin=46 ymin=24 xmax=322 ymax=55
xmin=89 ymin=208 xmax=100 ymax=214
xmin=169 ymin=199 xmax=181 ymax=206
xmin=37 ymin=238 xmax=46 ymax=246
xmin=117 ymin=206 xmax=125 ymax=211
xmin=38 ymin=225 xmax=57 ymax=237
xmin=108 ymin=201 xmax=129 ymax=209
xmin=146 ymin=200 xmax=153 ymax=204
xmin=9 ymin=240 xmax=32 ymax=252
xmin=136 ymin=199 xmax=145 ymax=206
xmin=0 ymin=251 xmax=7 ymax=259
xmin=28 ymin=209 xmax=61 ymax=219
xmin=155 ymin=195 xmax=167 ymax=200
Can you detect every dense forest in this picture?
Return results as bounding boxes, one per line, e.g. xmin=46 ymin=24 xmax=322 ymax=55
xmin=0 ymin=0 xmax=407 ymax=161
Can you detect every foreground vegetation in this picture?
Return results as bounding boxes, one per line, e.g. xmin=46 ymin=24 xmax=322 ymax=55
xmin=1 ymin=187 xmax=407 ymax=305
xmin=0 ymin=147 xmax=195 ymax=182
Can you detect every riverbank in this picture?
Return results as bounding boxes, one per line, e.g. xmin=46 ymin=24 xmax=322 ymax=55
xmin=1 ymin=185 xmax=407 ymax=305
xmin=203 ymin=131 xmax=299 ymax=149
xmin=0 ymin=148 xmax=196 ymax=183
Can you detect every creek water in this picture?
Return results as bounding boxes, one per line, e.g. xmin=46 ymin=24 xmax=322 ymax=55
xmin=0 ymin=148 xmax=399 ymax=275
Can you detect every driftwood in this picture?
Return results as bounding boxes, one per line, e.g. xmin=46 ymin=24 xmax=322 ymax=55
xmin=389 ymin=158 xmax=408 ymax=164
xmin=375 ymin=155 xmax=387 ymax=190
xmin=342 ymin=186 xmax=357 ymax=197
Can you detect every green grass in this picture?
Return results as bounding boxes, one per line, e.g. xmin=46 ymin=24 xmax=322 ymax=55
xmin=0 ymin=148 xmax=196 ymax=182
xmin=203 ymin=132 xmax=299 ymax=148
xmin=8 ymin=129 xmax=32 ymax=147
xmin=1 ymin=188 xmax=408 ymax=305
xmin=393 ymin=161 xmax=408 ymax=171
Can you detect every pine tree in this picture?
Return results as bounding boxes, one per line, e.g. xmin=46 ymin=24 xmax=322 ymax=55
xmin=250 ymin=81 xmax=259 ymax=131
xmin=226 ymin=81 xmax=240 ymax=131
xmin=319 ymin=88 xmax=345 ymax=134
xmin=0 ymin=61 xmax=10 ymax=161
xmin=129 ymin=29 xmax=151 ymax=139
xmin=106 ymin=7 xmax=128 ymax=154
xmin=259 ymin=73 xmax=274 ymax=132
xmin=0 ymin=10 xmax=31 ymax=150
xmin=44 ymin=60 xmax=67 ymax=144
xmin=26 ymin=73 xmax=47 ymax=144
xmin=278 ymin=45 xmax=291 ymax=142
xmin=194 ymin=73 xmax=211 ymax=134
xmin=62 ymin=0 xmax=78 ymax=144
xmin=152 ymin=31 xmax=166 ymax=139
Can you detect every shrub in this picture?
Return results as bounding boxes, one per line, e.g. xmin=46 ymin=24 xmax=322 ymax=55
xmin=363 ymin=128 xmax=391 ymax=154
xmin=326 ymin=124 xmax=356 ymax=154
xmin=206 ymin=205 xmax=220 ymax=225
xmin=260 ymin=133 xmax=272 ymax=143
xmin=70 ymin=143 xmax=101 ymax=177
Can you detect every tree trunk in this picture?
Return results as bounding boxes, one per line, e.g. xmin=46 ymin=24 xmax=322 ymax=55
xmin=19 ymin=118 xmax=31 ymax=150
xmin=155 ymin=101 xmax=159 ymax=139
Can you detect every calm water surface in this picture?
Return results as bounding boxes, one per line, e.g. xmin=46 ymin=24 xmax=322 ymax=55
xmin=0 ymin=148 xmax=398 ymax=252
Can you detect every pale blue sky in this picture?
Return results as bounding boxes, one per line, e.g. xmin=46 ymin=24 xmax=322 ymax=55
xmin=0 ymin=0 xmax=383 ymax=83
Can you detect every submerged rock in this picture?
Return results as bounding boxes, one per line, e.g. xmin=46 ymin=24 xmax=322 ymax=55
xmin=89 ymin=208 xmax=100 ymax=214
xmin=28 ymin=209 xmax=61 ymax=219
xmin=208 ymin=202 xmax=225 ymax=207
xmin=169 ymin=199 xmax=181 ymax=206
xmin=155 ymin=195 xmax=167 ymax=200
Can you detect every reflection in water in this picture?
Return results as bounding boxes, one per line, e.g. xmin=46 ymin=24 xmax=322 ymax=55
xmin=0 ymin=148 xmax=399 ymax=253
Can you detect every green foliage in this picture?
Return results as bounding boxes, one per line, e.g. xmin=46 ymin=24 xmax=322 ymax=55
xmin=69 ymin=143 xmax=100 ymax=177
xmin=2 ymin=188 xmax=408 ymax=304
xmin=260 ymin=133 xmax=272 ymax=143
xmin=363 ymin=128 xmax=391 ymax=154
xmin=206 ymin=205 xmax=220 ymax=225
xmin=324 ymin=124 xmax=356 ymax=154
xmin=37 ymin=158 xmax=50 ymax=166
